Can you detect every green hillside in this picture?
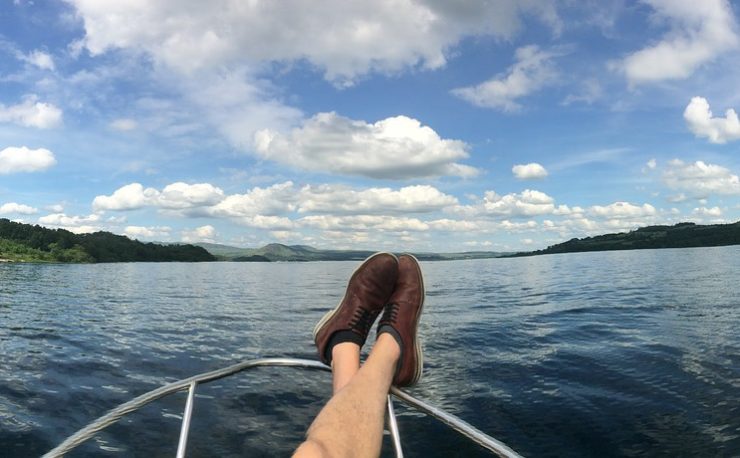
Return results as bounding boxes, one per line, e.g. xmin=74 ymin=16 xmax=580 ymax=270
xmin=509 ymin=221 xmax=740 ymax=257
xmin=0 ymin=219 xmax=215 ymax=263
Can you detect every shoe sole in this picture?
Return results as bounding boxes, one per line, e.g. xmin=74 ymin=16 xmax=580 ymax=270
xmin=312 ymin=252 xmax=399 ymax=358
xmin=401 ymin=253 xmax=425 ymax=386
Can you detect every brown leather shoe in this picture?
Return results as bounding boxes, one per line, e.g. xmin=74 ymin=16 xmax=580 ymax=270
xmin=377 ymin=253 xmax=425 ymax=386
xmin=313 ymin=252 xmax=399 ymax=365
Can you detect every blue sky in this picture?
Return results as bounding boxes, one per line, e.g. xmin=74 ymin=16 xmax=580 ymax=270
xmin=1 ymin=0 xmax=739 ymax=252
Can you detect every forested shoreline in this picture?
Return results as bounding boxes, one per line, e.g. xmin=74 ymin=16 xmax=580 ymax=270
xmin=0 ymin=219 xmax=214 ymax=263
xmin=508 ymin=221 xmax=740 ymax=257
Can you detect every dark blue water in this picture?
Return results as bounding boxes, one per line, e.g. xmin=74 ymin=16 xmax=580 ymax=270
xmin=1 ymin=247 xmax=739 ymax=457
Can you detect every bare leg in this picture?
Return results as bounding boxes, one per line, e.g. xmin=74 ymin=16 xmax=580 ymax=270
xmin=331 ymin=342 xmax=360 ymax=393
xmin=293 ymin=333 xmax=400 ymax=458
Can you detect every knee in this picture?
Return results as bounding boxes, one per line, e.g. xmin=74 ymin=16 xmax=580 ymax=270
xmin=293 ymin=438 xmax=333 ymax=458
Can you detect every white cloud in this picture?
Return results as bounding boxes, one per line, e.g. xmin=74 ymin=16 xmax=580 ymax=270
xmin=298 ymin=184 xmax=457 ymax=214
xmin=684 ymin=97 xmax=740 ymax=144
xmin=270 ymin=230 xmax=300 ymax=241
xmin=63 ymin=1 xmax=560 ymax=163
xmin=243 ymin=215 xmax=295 ymax=230
xmin=124 ymin=225 xmax=171 ymax=239
xmin=37 ymin=213 xmax=102 ymax=234
xmin=663 ymin=159 xmax=740 ymax=197
xmin=299 ymin=215 xmax=430 ymax=232
xmin=512 ymin=162 xmax=548 ymax=180
xmin=110 ymin=118 xmax=138 ymax=131
xmin=499 ymin=220 xmax=538 ymax=231
xmin=254 ymin=113 xmax=477 ymax=179
xmin=0 ymin=96 xmax=62 ymax=129
xmin=92 ymin=181 xmax=462 ymax=228
xmin=93 ymin=182 xmax=225 ymax=211
xmin=477 ymin=189 xmax=557 ymax=217
xmin=427 ymin=219 xmax=480 ymax=232
xmin=0 ymin=146 xmax=57 ymax=174
xmin=451 ymin=45 xmax=558 ymax=111
xmin=66 ymin=0 xmax=559 ymax=85
xmin=158 ymin=182 xmax=224 ymax=209
xmin=0 ymin=203 xmax=38 ymax=215
xmin=181 ymin=225 xmax=217 ymax=243
xmin=589 ymin=202 xmax=657 ymax=219
xmin=209 ymin=182 xmax=297 ymax=218
xmin=92 ymin=183 xmax=159 ymax=211
xmin=21 ymin=50 xmax=55 ymax=70
xmin=692 ymin=206 xmax=722 ymax=217
xmin=617 ymin=0 xmax=739 ymax=84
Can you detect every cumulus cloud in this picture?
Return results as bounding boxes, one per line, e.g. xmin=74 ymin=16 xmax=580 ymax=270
xmin=0 ymin=146 xmax=57 ymax=174
xmin=454 ymin=189 xmax=559 ymax=219
xmin=92 ymin=181 xmax=462 ymax=225
xmin=92 ymin=183 xmax=159 ymax=211
xmin=588 ymin=202 xmax=657 ymax=219
xmin=209 ymin=182 xmax=297 ymax=218
xmin=499 ymin=220 xmax=538 ymax=231
xmin=124 ymin=225 xmax=171 ymax=239
xmin=451 ymin=45 xmax=558 ymax=111
xmin=158 ymin=182 xmax=225 ymax=209
xmin=299 ymin=215 xmax=430 ymax=232
xmin=692 ymin=206 xmax=722 ymax=217
xmin=0 ymin=203 xmax=38 ymax=215
xmin=38 ymin=213 xmax=102 ymax=234
xmin=684 ymin=97 xmax=740 ymax=143
xmin=181 ymin=225 xmax=217 ymax=243
xmin=270 ymin=230 xmax=300 ymax=241
xmin=66 ymin=0 xmax=559 ymax=84
xmin=480 ymin=189 xmax=557 ymax=217
xmin=663 ymin=159 xmax=740 ymax=197
xmin=254 ymin=113 xmax=477 ymax=179
xmin=63 ymin=1 xmax=563 ymax=166
xmin=92 ymin=182 xmax=225 ymax=211
xmin=512 ymin=162 xmax=548 ymax=179
xmin=298 ymin=184 xmax=457 ymax=214
xmin=616 ymin=0 xmax=739 ymax=84
xmin=427 ymin=218 xmax=481 ymax=232
xmin=247 ymin=215 xmax=296 ymax=230
xmin=0 ymin=96 xmax=63 ymax=128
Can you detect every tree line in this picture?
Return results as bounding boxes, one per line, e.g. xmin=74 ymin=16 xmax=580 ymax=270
xmin=0 ymin=218 xmax=215 ymax=262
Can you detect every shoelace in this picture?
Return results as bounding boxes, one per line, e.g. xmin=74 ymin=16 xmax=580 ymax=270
xmin=348 ymin=307 xmax=376 ymax=337
xmin=379 ymin=303 xmax=399 ymax=326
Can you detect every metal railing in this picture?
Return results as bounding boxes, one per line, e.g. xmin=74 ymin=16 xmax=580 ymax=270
xmin=43 ymin=358 xmax=523 ymax=458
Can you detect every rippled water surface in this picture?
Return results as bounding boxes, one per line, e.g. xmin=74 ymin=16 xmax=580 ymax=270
xmin=1 ymin=247 xmax=739 ymax=457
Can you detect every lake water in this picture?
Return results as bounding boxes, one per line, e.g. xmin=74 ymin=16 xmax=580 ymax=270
xmin=1 ymin=247 xmax=739 ymax=457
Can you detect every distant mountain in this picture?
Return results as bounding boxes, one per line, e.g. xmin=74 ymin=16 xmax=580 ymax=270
xmin=508 ymin=221 xmax=740 ymax=257
xmin=195 ymin=242 xmax=508 ymax=262
xmin=1 ymin=218 xmax=215 ymax=263
xmin=194 ymin=242 xmax=251 ymax=259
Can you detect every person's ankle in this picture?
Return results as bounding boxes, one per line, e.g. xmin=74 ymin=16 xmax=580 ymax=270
xmin=376 ymin=332 xmax=401 ymax=361
xmin=331 ymin=341 xmax=360 ymax=362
